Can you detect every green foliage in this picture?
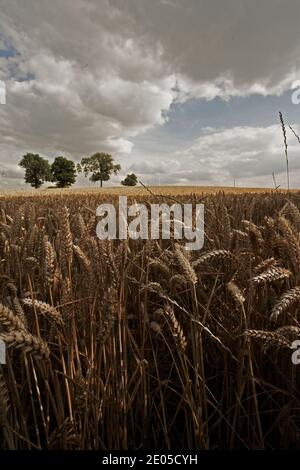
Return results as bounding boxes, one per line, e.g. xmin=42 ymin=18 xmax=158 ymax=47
xmin=51 ymin=156 xmax=76 ymax=188
xmin=78 ymin=153 xmax=121 ymax=187
xmin=19 ymin=153 xmax=51 ymax=189
xmin=121 ymin=173 xmax=138 ymax=186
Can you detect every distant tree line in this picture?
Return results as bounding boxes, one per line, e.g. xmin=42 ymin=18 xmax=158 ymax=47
xmin=19 ymin=152 xmax=138 ymax=188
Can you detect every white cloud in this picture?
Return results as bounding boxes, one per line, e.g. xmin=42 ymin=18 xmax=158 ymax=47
xmin=179 ymin=124 xmax=300 ymax=185
xmin=115 ymin=0 xmax=300 ymax=92
xmin=0 ymin=0 xmax=177 ymax=174
xmin=129 ymin=125 xmax=300 ymax=188
xmin=0 ymin=0 xmax=300 ymax=186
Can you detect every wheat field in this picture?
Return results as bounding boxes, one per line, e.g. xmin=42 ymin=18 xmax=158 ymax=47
xmin=0 ymin=187 xmax=300 ymax=449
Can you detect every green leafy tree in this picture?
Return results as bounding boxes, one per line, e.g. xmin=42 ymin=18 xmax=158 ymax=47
xmin=51 ymin=156 xmax=76 ymax=188
xmin=19 ymin=153 xmax=51 ymax=189
xmin=121 ymin=173 xmax=138 ymax=186
xmin=78 ymin=153 xmax=121 ymax=187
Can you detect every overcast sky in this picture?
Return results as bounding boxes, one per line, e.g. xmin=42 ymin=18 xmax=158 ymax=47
xmin=0 ymin=0 xmax=300 ymax=188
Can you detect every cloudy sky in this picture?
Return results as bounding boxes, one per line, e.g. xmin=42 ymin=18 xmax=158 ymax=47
xmin=0 ymin=0 xmax=300 ymax=189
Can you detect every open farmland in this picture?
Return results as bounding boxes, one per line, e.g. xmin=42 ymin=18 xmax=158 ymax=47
xmin=0 ymin=187 xmax=300 ymax=449
xmin=0 ymin=185 xmax=295 ymax=199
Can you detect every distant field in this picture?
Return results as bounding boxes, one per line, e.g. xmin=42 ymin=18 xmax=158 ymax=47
xmin=0 ymin=184 xmax=296 ymax=200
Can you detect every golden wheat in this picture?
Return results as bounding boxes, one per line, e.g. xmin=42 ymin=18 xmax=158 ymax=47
xmin=0 ymin=188 xmax=300 ymax=449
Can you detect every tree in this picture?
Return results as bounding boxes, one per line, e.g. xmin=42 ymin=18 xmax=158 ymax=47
xmin=19 ymin=153 xmax=51 ymax=189
xmin=51 ymin=156 xmax=76 ymax=188
xmin=78 ymin=153 xmax=121 ymax=187
xmin=121 ymin=173 xmax=138 ymax=186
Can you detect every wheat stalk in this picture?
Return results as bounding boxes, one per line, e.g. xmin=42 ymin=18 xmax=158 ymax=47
xmin=174 ymin=243 xmax=197 ymax=284
xmin=193 ymin=249 xmax=234 ymax=267
xmin=164 ymin=304 xmax=187 ymax=351
xmin=22 ymin=298 xmax=64 ymax=327
xmin=245 ymin=329 xmax=291 ymax=350
xmin=0 ymin=303 xmax=27 ymax=332
xmin=279 ymin=111 xmax=290 ymax=191
xmin=251 ymin=267 xmax=292 ymax=284
xmin=271 ymin=286 xmax=300 ymax=322
xmin=0 ymin=331 xmax=50 ymax=359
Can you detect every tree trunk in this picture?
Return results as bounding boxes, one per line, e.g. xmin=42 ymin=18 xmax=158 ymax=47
xmin=100 ymin=179 xmax=103 ymax=188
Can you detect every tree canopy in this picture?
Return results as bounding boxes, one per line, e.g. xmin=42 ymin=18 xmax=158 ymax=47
xmin=51 ymin=156 xmax=76 ymax=188
xmin=19 ymin=152 xmax=124 ymax=189
xmin=19 ymin=153 xmax=51 ymax=189
xmin=121 ymin=173 xmax=138 ymax=186
xmin=78 ymin=153 xmax=121 ymax=187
